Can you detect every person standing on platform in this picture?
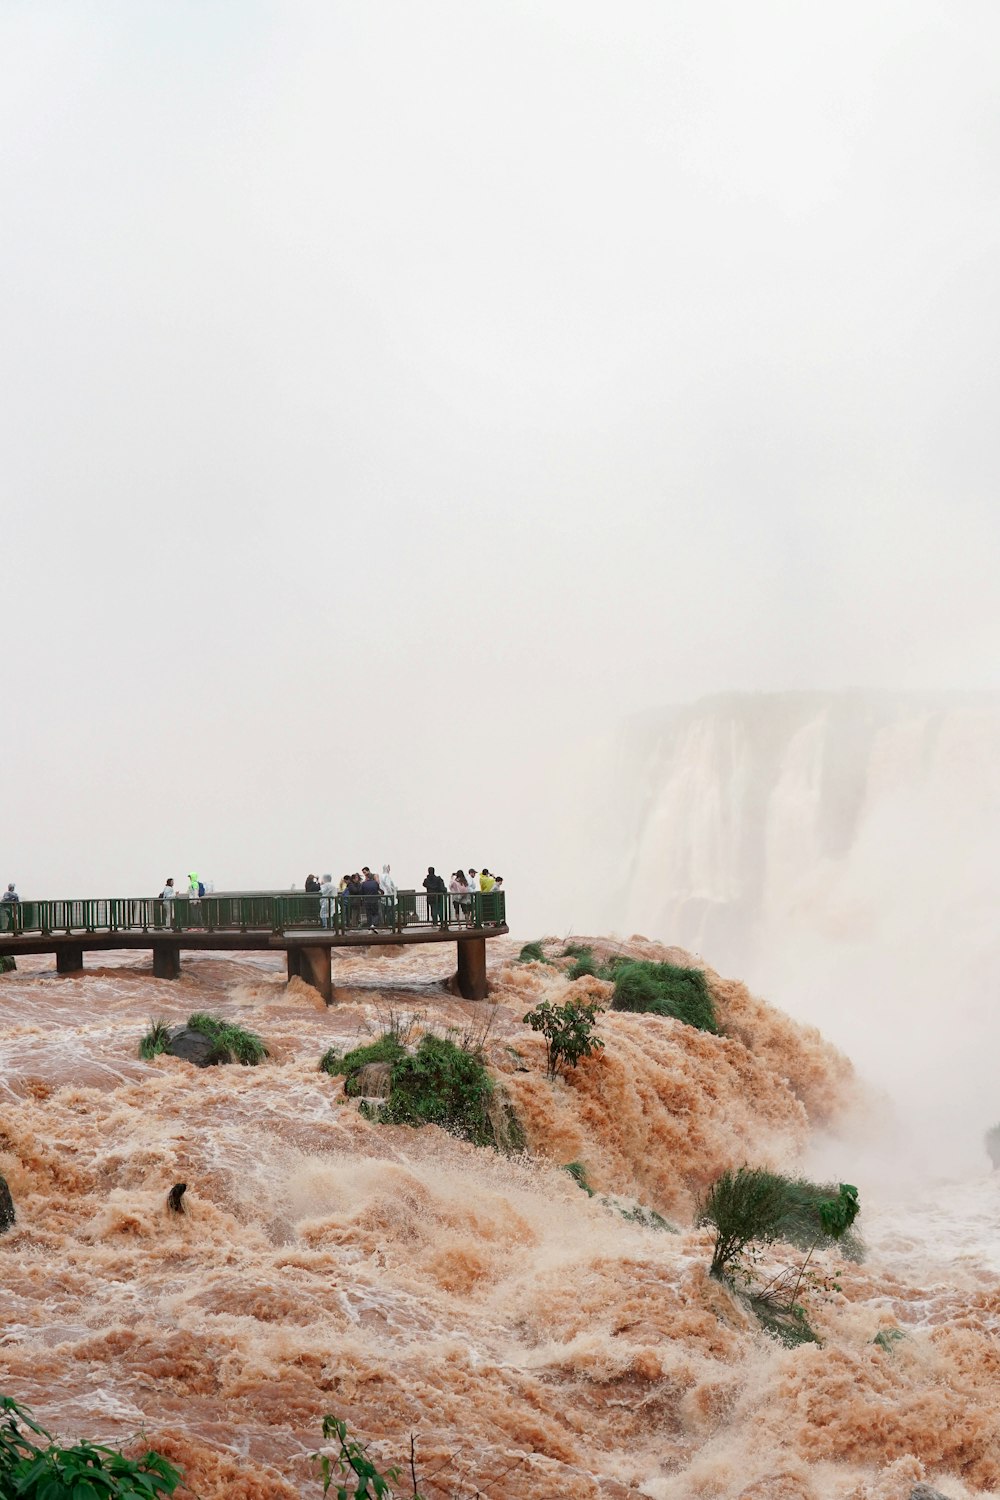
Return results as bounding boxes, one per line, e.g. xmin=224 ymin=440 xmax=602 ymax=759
xmin=161 ymin=878 xmax=176 ymax=928
xmin=379 ymin=864 xmax=397 ymax=926
xmin=319 ymin=874 xmax=335 ymax=929
xmin=423 ymin=867 xmax=447 ymax=924
xmin=360 ymin=869 xmax=381 ymax=932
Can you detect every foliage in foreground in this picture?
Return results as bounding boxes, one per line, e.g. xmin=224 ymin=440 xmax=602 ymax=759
xmin=0 ymin=1395 xmax=182 ymax=1499
xmin=330 ymin=1034 xmax=525 ymax=1153
xmin=311 ymin=1415 xmax=423 ymax=1499
xmin=522 ymin=999 xmax=605 ymax=1079
xmin=185 ymin=1012 xmax=269 ymax=1065
xmin=611 ymin=961 xmax=718 ymax=1033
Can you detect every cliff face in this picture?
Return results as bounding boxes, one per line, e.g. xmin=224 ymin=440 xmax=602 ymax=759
xmin=616 ymin=691 xmax=1000 ymax=978
xmin=610 ymin=692 xmax=1000 ymax=1160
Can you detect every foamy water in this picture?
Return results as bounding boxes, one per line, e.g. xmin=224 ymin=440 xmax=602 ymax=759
xmin=1 ymin=940 xmax=997 ymax=1498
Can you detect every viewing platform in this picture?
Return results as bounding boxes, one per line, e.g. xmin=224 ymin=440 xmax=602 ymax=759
xmin=0 ymin=890 xmax=507 ymax=1003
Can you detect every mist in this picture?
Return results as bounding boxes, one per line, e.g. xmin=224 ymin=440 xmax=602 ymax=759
xmin=3 ymin=3 xmax=998 ymax=960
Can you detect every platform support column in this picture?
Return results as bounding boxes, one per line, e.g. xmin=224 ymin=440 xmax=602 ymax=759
xmin=152 ymin=942 xmax=182 ymax=980
xmin=56 ymin=945 xmax=84 ymax=976
xmin=293 ymin=945 xmax=332 ymax=1004
xmin=286 ymin=949 xmax=302 ymax=982
xmin=456 ymin=936 xmax=488 ymax=1001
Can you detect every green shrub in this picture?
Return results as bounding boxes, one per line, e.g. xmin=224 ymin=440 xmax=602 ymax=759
xmin=872 ymin=1327 xmax=907 ymax=1353
xmin=560 ymin=943 xmax=592 ymax=960
xmin=517 ymin=941 xmax=549 ymax=964
xmin=697 ymin=1166 xmax=792 ymax=1279
xmin=522 ymin=999 xmax=605 ymax=1079
xmin=186 ymin=1013 xmax=268 ymax=1066
xmin=771 ymin=1176 xmax=865 ymax=1261
xmin=367 ymin=1036 xmax=525 ymax=1153
xmin=139 ymin=1019 xmax=171 ymax=1060
xmin=0 ymin=956 xmax=16 ymax=974
xmin=698 ymin=1169 xmax=860 ymax=1282
xmin=0 ymin=1395 xmax=182 ymax=1498
xmin=611 ymin=961 xmax=718 ymax=1033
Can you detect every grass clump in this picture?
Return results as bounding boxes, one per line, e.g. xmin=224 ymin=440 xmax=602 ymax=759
xmin=611 ymin=960 xmax=718 ymax=1033
xmin=872 ymin=1326 xmax=907 ymax=1354
xmin=0 ymin=956 xmax=16 ymax=975
xmin=0 ymin=1394 xmax=182 ymax=1498
xmin=186 ymin=1012 xmax=268 ymax=1066
xmin=139 ymin=1018 xmax=171 ymax=1060
xmin=517 ymin=941 xmax=549 ymax=964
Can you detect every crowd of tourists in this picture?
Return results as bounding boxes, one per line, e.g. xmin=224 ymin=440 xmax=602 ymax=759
xmin=300 ymin=866 xmax=504 ymax=932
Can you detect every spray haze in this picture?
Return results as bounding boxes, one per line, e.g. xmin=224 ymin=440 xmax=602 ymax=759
xmin=2 ymin=0 xmax=998 ymax=911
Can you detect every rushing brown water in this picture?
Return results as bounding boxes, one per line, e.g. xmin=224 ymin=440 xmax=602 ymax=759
xmin=1 ymin=938 xmax=998 ymax=1498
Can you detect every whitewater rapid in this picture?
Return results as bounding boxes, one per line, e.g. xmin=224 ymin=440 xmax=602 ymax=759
xmin=1 ymin=942 xmax=998 ymax=1498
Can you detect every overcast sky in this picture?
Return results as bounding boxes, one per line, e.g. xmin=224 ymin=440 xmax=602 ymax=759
xmin=3 ymin=1 xmax=998 ymax=912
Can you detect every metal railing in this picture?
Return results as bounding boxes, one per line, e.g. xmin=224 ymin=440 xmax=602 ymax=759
xmin=0 ymin=890 xmax=505 ymax=938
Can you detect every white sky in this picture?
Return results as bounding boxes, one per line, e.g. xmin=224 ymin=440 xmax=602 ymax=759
xmin=3 ymin=1 xmax=998 ymax=916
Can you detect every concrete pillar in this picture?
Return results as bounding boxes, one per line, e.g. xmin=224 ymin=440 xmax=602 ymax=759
xmin=456 ymin=936 xmax=488 ymax=1001
xmin=56 ymin=945 xmax=84 ymax=976
xmin=152 ymin=942 xmax=182 ymax=980
xmin=293 ymin=945 xmax=332 ymax=1004
xmin=286 ymin=949 xmax=302 ymax=982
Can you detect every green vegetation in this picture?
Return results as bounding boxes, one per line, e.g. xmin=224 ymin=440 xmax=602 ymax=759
xmin=562 ymin=1160 xmax=595 ymax=1195
xmin=614 ymin=1201 xmax=677 ymax=1233
xmin=522 ymin=999 xmax=605 ymax=1079
xmin=698 ymin=1169 xmax=860 ymax=1280
xmin=139 ymin=1014 xmax=269 ymax=1066
xmin=311 ymin=1416 xmax=423 ymax=1499
xmin=0 ymin=1395 xmax=182 ymax=1498
xmin=186 ymin=1013 xmax=269 ymax=1066
xmin=872 ymin=1326 xmax=907 ymax=1354
xmin=138 ymin=1019 xmax=171 ymax=1060
xmin=321 ymin=1036 xmax=406 ymax=1087
xmin=517 ymin=941 xmax=549 ymax=964
xmin=560 ymin=942 xmax=592 ymax=960
xmin=373 ymin=1036 xmax=524 ymax=1152
xmin=611 ymin=961 xmax=718 ymax=1033
xmin=698 ymin=1169 xmax=861 ymax=1347
xmin=328 ymin=1033 xmax=524 ymax=1153
xmin=0 ymin=956 xmax=16 ymax=974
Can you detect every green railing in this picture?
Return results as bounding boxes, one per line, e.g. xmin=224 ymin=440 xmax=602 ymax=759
xmin=0 ymin=890 xmax=505 ymax=939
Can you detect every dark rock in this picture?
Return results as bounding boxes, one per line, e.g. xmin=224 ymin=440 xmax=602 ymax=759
xmin=0 ymin=956 xmax=16 ymax=974
xmin=167 ymin=1182 xmax=187 ymax=1213
xmin=164 ymin=1027 xmax=228 ymax=1067
xmin=0 ymin=1173 xmax=14 ymax=1233
xmin=910 ymin=1485 xmax=955 ymax=1500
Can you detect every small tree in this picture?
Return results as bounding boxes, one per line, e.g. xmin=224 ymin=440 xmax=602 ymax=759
xmin=697 ymin=1166 xmax=791 ymax=1280
xmin=522 ymin=999 xmax=604 ymax=1079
